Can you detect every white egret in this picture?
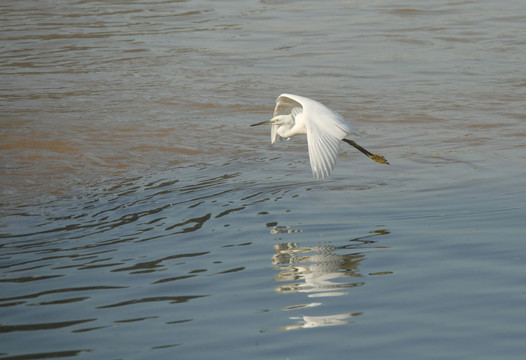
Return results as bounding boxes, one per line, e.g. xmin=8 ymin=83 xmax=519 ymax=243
xmin=251 ymin=93 xmax=389 ymax=179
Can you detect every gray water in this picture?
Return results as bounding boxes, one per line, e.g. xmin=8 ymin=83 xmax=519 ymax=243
xmin=1 ymin=0 xmax=526 ymax=359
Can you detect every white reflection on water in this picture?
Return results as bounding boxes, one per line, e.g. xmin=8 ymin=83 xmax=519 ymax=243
xmin=282 ymin=313 xmax=363 ymax=331
xmin=272 ymin=229 xmax=390 ymax=330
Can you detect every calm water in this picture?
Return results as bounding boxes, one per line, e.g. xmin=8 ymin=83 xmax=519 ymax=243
xmin=1 ymin=0 xmax=526 ymax=359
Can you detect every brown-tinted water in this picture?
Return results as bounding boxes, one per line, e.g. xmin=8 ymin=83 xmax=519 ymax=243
xmin=1 ymin=1 xmax=526 ymax=359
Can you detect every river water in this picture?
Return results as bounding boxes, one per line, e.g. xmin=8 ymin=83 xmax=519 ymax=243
xmin=1 ymin=0 xmax=526 ymax=359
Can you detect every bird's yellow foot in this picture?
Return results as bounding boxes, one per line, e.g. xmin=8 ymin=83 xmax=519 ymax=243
xmin=370 ymin=154 xmax=390 ymax=165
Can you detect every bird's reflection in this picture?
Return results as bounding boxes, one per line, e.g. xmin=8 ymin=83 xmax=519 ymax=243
xmin=273 ymin=242 xmax=365 ymax=296
xmin=272 ymin=228 xmax=390 ymax=331
xmin=281 ymin=312 xmax=363 ymax=331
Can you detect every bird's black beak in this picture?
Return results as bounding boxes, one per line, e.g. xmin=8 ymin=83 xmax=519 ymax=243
xmin=250 ymin=120 xmax=271 ymax=127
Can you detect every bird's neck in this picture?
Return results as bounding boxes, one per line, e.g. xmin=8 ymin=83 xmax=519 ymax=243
xmin=278 ymin=123 xmax=306 ymax=138
xmin=278 ymin=114 xmax=306 ymax=138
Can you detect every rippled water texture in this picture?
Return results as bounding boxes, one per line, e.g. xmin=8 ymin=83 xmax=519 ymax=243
xmin=1 ymin=1 xmax=526 ymax=359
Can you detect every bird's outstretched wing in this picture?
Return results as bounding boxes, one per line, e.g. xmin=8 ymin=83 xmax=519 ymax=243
xmin=306 ymin=117 xmax=343 ymax=179
xmin=274 ymin=95 xmax=303 ymax=118
xmin=278 ymin=94 xmax=358 ymax=179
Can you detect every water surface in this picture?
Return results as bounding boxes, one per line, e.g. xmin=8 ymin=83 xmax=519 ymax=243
xmin=1 ymin=1 xmax=526 ymax=359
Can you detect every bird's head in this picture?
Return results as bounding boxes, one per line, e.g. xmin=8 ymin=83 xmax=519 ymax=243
xmin=269 ymin=114 xmax=293 ymax=126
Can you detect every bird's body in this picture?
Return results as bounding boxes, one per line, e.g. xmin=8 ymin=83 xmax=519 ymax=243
xmin=251 ymin=94 xmax=388 ymax=179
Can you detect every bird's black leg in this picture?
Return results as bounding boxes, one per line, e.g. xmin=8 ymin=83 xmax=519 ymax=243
xmin=342 ymin=139 xmax=389 ymax=164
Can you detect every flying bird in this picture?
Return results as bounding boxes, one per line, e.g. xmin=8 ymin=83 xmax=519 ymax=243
xmin=251 ymin=93 xmax=389 ymax=179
